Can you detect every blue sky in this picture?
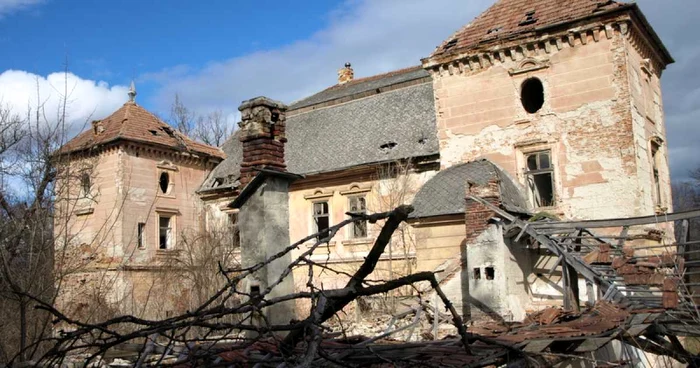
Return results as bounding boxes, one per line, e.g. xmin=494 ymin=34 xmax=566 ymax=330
xmin=0 ymin=0 xmax=699 ymax=181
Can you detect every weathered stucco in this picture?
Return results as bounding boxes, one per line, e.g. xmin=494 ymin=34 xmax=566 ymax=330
xmin=430 ymin=22 xmax=671 ymax=220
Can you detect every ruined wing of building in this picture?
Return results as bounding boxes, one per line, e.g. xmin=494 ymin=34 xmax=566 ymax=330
xmin=53 ymin=0 xmax=697 ymax=365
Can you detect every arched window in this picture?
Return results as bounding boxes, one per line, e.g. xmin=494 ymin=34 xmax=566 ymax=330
xmin=159 ymin=172 xmax=170 ymax=194
xmin=521 ymin=77 xmax=544 ymax=113
xmin=80 ymin=173 xmax=91 ymax=196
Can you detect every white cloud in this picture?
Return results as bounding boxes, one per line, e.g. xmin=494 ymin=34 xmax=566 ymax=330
xmin=0 ymin=70 xmax=129 ymax=136
xmin=148 ymin=0 xmax=492 ymax=114
xmin=0 ymin=0 xmax=43 ymax=18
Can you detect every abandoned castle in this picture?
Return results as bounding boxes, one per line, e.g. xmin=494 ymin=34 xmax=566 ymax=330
xmin=53 ymin=0 xmax=684 ymax=351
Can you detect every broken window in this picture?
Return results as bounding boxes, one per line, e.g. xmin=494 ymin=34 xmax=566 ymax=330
xmin=80 ymin=173 xmax=91 ymax=196
xmin=473 ymin=268 xmax=481 ymax=280
xmin=159 ymin=215 xmax=173 ymax=250
xmin=521 ymin=78 xmax=544 ymax=113
xmin=137 ymin=223 xmax=145 ymax=248
xmin=313 ymin=201 xmax=330 ymax=240
xmin=348 ymin=196 xmax=368 ymax=238
xmin=651 ymin=141 xmax=662 ymax=207
xmin=159 ymin=172 xmax=170 ymax=194
xmin=525 ymin=151 xmax=555 ymax=208
xmin=518 ymin=10 xmax=537 ymax=26
xmin=485 ymin=267 xmax=495 ymax=280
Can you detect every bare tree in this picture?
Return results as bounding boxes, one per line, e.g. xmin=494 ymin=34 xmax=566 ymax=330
xmin=192 ymin=110 xmax=232 ymax=147
xmin=169 ymin=93 xmax=195 ymax=136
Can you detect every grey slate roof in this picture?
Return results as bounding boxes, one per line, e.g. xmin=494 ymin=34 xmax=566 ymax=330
xmin=286 ymin=82 xmax=437 ymax=174
xmin=289 ymin=66 xmax=430 ymax=110
xmin=410 ymin=159 xmax=530 ymax=219
xmin=200 ymin=67 xmax=438 ymax=191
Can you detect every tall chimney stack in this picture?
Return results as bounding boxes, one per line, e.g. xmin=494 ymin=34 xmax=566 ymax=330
xmin=237 ymin=97 xmax=288 ymax=187
xmin=338 ymin=62 xmax=354 ymax=84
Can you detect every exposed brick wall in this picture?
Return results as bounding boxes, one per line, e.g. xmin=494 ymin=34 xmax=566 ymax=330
xmin=238 ymin=97 xmax=288 ymax=187
xmin=464 ymin=179 xmax=501 ymax=242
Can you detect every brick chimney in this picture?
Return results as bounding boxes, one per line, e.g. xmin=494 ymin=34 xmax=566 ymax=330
xmin=338 ymin=62 xmax=354 ymax=84
xmin=237 ymin=96 xmax=288 ymax=187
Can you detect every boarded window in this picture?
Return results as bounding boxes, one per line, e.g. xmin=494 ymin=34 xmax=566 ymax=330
xmin=137 ymin=223 xmax=145 ymax=248
xmin=159 ymin=215 xmax=173 ymax=249
xmin=525 ymin=151 xmax=555 ymax=208
xmin=313 ymin=201 xmax=330 ymax=240
xmin=348 ymin=196 xmax=368 ymax=238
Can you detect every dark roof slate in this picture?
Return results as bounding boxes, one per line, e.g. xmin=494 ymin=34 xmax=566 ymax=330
xmin=200 ymin=68 xmax=438 ymax=190
xmin=289 ymin=66 xmax=429 ymax=110
xmin=411 ymin=159 xmax=530 ymax=219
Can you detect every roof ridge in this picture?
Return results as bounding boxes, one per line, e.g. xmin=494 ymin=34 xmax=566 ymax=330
xmin=323 ymin=65 xmax=424 ymax=92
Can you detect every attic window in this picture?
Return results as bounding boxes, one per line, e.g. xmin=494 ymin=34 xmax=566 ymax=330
xmin=521 ymin=78 xmax=544 ymax=114
xmin=212 ymin=177 xmax=224 ymax=188
xmin=519 ymin=10 xmax=537 ymax=26
xmin=442 ymin=38 xmax=458 ymax=50
xmin=380 ymin=142 xmax=398 ymax=153
xmin=149 ymin=130 xmax=158 ymax=136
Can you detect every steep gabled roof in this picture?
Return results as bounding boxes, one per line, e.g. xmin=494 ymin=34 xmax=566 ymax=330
xmin=58 ymin=102 xmax=224 ymax=159
xmin=430 ymin=0 xmax=629 ymax=59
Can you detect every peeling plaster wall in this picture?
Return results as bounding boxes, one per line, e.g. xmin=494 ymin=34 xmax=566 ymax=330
xmin=431 ymin=26 xmax=663 ymax=220
xmin=55 ymin=144 xmax=214 ymax=319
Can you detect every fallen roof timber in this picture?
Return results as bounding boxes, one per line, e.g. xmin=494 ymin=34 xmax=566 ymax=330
xmin=529 ymin=209 xmax=700 ymax=230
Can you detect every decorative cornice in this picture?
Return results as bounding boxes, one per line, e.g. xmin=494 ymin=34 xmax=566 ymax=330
xmin=424 ymin=20 xmax=631 ymax=77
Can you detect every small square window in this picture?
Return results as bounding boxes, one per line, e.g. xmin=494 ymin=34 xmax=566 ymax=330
xmin=473 ymin=268 xmax=481 ymax=280
xmin=485 ymin=267 xmax=495 ymax=280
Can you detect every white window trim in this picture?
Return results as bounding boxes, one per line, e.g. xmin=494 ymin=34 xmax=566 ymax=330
xmin=516 ymin=143 xmax=559 ymax=210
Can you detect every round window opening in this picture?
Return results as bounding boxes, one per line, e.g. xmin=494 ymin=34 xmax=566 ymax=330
xmin=159 ymin=172 xmax=170 ymax=194
xmin=521 ymin=78 xmax=544 ymax=114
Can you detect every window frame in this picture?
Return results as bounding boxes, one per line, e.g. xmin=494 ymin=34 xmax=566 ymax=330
xmin=137 ymin=222 xmax=146 ymax=248
xmin=80 ymin=172 xmax=91 ymax=197
xmin=312 ymin=200 xmax=331 ymax=241
xmin=158 ymin=214 xmax=175 ymax=250
xmin=347 ymin=195 xmax=368 ymax=239
xmin=523 ymin=150 xmax=556 ymax=209
xmin=650 ymin=140 xmax=663 ymax=207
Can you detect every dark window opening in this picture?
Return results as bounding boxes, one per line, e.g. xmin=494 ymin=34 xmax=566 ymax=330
xmin=651 ymin=142 xmax=663 ymax=207
xmin=380 ymin=142 xmax=398 ymax=153
xmin=149 ymin=130 xmax=158 ymax=136
xmin=80 ymin=173 xmax=91 ymax=196
xmin=313 ymin=201 xmax=330 ymax=240
xmin=229 ymin=213 xmax=240 ymax=248
xmin=519 ymin=10 xmax=538 ymax=26
xmin=485 ymin=267 xmax=495 ymax=280
xmin=159 ymin=172 xmax=170 ymax=194
xmin=473 ymin=268 xmax=481 ymax=280
xmin=442 ymin=38 xmax=458 ymax=51
xmin=525 ymin=151 xmax=555 ymax=208
xmin=349 ymin=196 xmax=367 ymax=238
xmin=521 ymin=78 xmax=544 ymax=113
xmin=137 ymin=223 xmax=145 ymax=248
xmin=159 ymin=216 xmax=172 ymax=249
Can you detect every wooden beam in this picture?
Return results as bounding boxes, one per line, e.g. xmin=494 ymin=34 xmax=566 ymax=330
xmin=530 ymin=209 xmax=700 ymax=230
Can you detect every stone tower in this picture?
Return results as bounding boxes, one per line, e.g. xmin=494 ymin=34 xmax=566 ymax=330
xmin=422 ymin=0 xmax=674 ymax=219
xmin=54 ymin=90 xmax=224 ymax=319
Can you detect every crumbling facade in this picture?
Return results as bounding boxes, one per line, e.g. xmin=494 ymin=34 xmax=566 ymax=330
xmin=54 ymin=2 xmax=681 ymax=363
